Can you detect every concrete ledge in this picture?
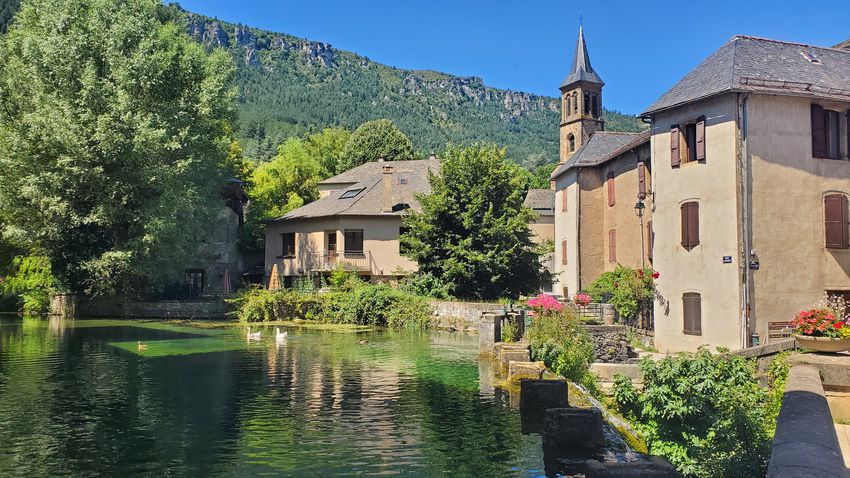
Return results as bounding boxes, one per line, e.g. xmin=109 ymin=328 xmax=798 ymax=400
xmin=767 ymin=365 xmax=848 ymax=478
xmin=787 ymin=353 xmax=850 ymax=390
xmin=591 ymin=362 xmax=642 ymax=382
xmin=732 ymin=338 xmax=796 ymax=358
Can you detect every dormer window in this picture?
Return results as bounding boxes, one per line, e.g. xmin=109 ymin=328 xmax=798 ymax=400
xmin=339 ymin=187 xmax=365 ymax=199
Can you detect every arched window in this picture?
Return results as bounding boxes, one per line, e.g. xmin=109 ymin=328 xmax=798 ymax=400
xmin=591 ymin=93 xmax=598 ymax=117
xmin=573 ymin=93 xmax=578 ymax=113
xmin=568 ymin=133 xmax=575 ymax=152
xmin=584 ymin=93 xmax=590 ymax=115
xmin=565 ymin=95 xmax=571 ymax=118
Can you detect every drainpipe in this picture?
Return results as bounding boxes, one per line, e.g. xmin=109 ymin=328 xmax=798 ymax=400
xmin=739 ymin=93 xmax=752 ymax=349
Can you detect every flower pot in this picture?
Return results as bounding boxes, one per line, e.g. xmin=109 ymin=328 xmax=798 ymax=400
xmin=794 ymin=334 xmax=850 ymax=353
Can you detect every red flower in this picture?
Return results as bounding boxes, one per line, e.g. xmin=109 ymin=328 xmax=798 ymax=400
xmin=651 ymin=271 xmax=660 ymax=279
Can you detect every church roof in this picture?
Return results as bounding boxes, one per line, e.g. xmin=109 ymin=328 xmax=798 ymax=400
xmin=550 ymin=131 xmax=645 ymax=180
xmin=561 ymin=26 xmax=604 ymax=88
xmin=643 ymin=35 xmax=850 ymax=116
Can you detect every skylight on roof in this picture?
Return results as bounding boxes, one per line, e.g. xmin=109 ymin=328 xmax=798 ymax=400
xmin=801 ymin=50 xmax=820 ymax=64
xmin=339 ymin=187 xmax=365 ymax=199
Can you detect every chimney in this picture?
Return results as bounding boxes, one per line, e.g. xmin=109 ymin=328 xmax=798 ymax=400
xmin=382 ymin=166 xmax=394 ymax=213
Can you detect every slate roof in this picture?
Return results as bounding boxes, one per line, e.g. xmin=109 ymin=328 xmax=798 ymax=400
xmin=276 ymin=159 xmax=439 ymax=220
xmin=561 ymin=26 xmax=604 ymax=88
xmin=834 ymin=39 xmax=850 ymax=50
xmin=643 ymin=35 xmax=850 ymax=115
xmin=524 ymin=189 xmax=555 ymax=216
xmin=550 ymin=132 xmax=645 ymax=180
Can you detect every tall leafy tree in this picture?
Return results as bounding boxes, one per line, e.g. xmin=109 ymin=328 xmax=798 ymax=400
xmin=304 ymin=126 xmax=350 ymax=177
xmin=401 ymin=145 xmax=545 ymax=300
xmin=242 ymin=138 xmax=322 ymax=250
xmin=337 ymin=119 xmax=414 ymax=173
xmin=0 ymin=0 xmax=236 ymax=295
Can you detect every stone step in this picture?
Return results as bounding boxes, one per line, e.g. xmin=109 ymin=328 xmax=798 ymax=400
xmin=508 ymin=361 xmax=546 ymax=381
xmin=591 ymin=362 xmax=643 ymax=383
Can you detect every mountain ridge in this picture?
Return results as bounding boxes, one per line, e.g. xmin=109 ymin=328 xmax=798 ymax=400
xmin=180 ymin=7 xmax=645 ymax=166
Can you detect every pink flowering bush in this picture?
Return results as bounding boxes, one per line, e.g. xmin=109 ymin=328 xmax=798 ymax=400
xmin=527 ymin=293 xmax=563 ymax=315
xmin=574 ymin=293 xmax=591 ymax=307
xmin=791 ymin=308 xmax=850 ymax=338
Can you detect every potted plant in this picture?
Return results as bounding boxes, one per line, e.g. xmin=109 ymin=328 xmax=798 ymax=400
xmin=791 ymin=308 xmax=850 ymax=352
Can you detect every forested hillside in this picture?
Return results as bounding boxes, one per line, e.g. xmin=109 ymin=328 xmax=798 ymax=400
xmin=180 ymin=8 xmax=645 ymax=167
xmin=1 ymin=2 xmax=646 ymax=167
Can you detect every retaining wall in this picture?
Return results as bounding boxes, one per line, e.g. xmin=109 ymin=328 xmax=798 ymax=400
xmin=430 ymin=300 xmax=505 ymax=331
xmin=76 ymin=296 xmax=228 ymax=319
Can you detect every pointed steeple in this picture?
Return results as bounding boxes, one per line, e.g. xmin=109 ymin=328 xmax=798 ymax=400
xmin=561 ymin=26 xmax=604 ymax=88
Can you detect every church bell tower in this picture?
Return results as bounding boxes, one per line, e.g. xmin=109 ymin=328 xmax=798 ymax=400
xmin=559 ymin=26 xmax=605 ymax=164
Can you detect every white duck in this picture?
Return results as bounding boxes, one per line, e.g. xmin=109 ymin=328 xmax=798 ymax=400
xmin=275 ymin=327 xmax=288 ymax=341
xmin=246 ymin=327 xmax=262 ymax=340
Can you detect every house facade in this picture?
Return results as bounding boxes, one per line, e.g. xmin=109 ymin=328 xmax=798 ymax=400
xmin=264 ymin=159 xmax=439 ymax=285
xmin=643 ymin=36 xmax=850 ymax=352
xmin=551 ymin=27 xmax=652 ymax=301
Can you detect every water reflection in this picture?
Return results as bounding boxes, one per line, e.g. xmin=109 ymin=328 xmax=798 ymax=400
xmin=0 ymin=319 xmax=545 ymax=477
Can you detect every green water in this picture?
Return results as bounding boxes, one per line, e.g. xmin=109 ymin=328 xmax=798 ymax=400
xmin=0 ymin=317 xmax=546 ymax=477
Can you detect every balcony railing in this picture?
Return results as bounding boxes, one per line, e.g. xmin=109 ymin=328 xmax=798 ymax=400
xmin=306 ymin=251 xmax=373 ymax=272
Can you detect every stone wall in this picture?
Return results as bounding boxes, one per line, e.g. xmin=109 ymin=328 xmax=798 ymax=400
xmin=429 ymin=300 xmax=506 ymax=332
xmin=583 ymin=325 xmax=638 ymax=364
xmin=76 ymin=296 xmax=228 ymax=319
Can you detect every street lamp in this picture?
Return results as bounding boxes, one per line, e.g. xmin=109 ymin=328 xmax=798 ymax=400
xmin=635 ymin=200 xmax=646 ymax=268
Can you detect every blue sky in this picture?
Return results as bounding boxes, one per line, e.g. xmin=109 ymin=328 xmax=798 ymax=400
xmin=177 ymin=0 xmax=850 ymax=114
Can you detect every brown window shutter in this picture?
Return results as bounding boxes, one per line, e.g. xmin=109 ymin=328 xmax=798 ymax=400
xmin=671 ymin=125 xmax=681 ymax=167
xmin=562 ymin=189 xmax=568 ymax=212
xmin=847 ymin=110 xmax=850 ymax=159
xmin=824 ymin=194 xmax=849 ymax=249
xmin=683 ymin=293 xmax=702 ymax=335
xmin=812 ymin=104 xmax=827 ymax=158
xmin=647 ymin=220 xmax=654 ymax=262
xmin=695 ymin=116 xmax=706 ymax=161
xmin=638 ymin=162 xmax=647 ymax=196
xmin=609 ymin=229 xmax=616 ymax=263
xmin=681 ymin=202 xmax=700 ymax=250
xmin=607 ymin=171 xmax=616 ymax=207
xmin=561 ymin=240 xmax=568 ymax=265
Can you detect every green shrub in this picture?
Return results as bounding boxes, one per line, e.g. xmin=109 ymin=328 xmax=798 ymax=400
xmin=527 ymin=310 xmax=596 ymax=391
xmin=612 ymin=348 xmax=780 ymax=477
xmin=398 ymin=272 xmax=453 ymax=299
xmin=229 ymin=283 xmax=431 ymax=329
xmin=586 ymin=265 xmax=655 ymax=319
xmin=501 ymin=318 xmax=519 ymax=343
xmin=0 ymin=255 xmax=55 ymax=314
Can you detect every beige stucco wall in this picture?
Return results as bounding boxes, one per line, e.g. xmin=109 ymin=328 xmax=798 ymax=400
xmin=651 ymin=94 xmax=743 ymax=353
xmin=529 ymin=215 xmax=554 ymax=244
xmin=747 ymin=93 xmax=850 ymax=342
xmin=553 ymin=169 xmax=581 ymax=297
xmin=578 ymin=169 xmax=605 ymax=289
xmin=264 ymin=216 xmax=418 ymax=281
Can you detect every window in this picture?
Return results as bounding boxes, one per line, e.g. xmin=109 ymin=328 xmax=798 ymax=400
xmin=326 ymin=231 xmax=337 ymax=256
xmin=584 ymin=93 xmax=590 ymax=115
xmin=683 ymin=293 xmax=702 ymax=335
xmin=670 ymin=117 xmax=706 ymax=167
xmin=573 ymin=93 xmax=578 ymax=113
xmin=638 ymin=161 xmax=648 ymax=198
xmin=397 ymin=177 xmax=408 ymax=185
xmin=568 ymin=133 xmax=575 ymax=152
xmin=344 ymin=229 xmax=364 ymax=254
xmin=281 ymin=233 xmax=295 ymax=258
xmin=399 ymin=226 xmax=410 ymax=254
xmin=681 ymin=202 xmax=700 ymax=251
xmin=824 ymin=194 xmax=849 ymax=249
xmin=565 ymin=95 xmax=571 ymax=119
xmin=606 ymin=170 xmax=616 ymax=207
xmin=340 ymin=187 xmax=365 ymax=199
xmin=561 ymin=240 xmax=568 ymax=265
xmin=561 ymin=188 xmax=568 ymax=212
xmin=811 ymin=104 xmax=841 ymax=159
xmin=608 ymin=229 xmax=616 ymax=263
xmin=591 ymin=93 xmax=598 ymax=117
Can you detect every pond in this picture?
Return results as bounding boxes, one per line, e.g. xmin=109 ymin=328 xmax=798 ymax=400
xmin=0 ymin=317 xmax=546 ymax=477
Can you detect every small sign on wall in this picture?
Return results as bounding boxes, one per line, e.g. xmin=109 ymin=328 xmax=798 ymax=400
xmin=722 ymin=256 xmax=732 ymax=264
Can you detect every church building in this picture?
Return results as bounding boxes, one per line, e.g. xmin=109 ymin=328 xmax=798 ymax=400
xmin=551 ymin=27 xmax=652 ymax=330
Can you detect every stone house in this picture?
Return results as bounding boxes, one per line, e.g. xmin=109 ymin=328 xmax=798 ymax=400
xmin=551 ymin=27 xmax=652 ymax=301
xmin=524 ymin=188 xmax=556 ymax=291
xmin=641 ymin=36 xmax=850 ymax=352
xmin=264 ymin=159 xmax=439 ymax=285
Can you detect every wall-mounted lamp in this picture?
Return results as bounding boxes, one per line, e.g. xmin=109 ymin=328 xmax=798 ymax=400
xmin=634 ymin=200 xmax=646 ymax=218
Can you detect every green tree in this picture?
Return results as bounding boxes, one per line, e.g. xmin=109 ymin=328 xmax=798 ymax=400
xmin=400 ymin=145 xmax=545 ymax=300
xmin=0 ymin=254 xmax=55 ymax=313
xmin=0 ymin=0 xmax=236 ymax=295
xmin=337 ymin=119 xmax=414 ymax=173
xmin=242 ymin=138 xmax=321 ymax=250
xmin=304 ymin=127 xmax=351 ymax=177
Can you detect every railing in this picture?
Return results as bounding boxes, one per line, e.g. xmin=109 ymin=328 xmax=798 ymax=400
xmin=306 ymin=251 xmax=373 ymax=272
